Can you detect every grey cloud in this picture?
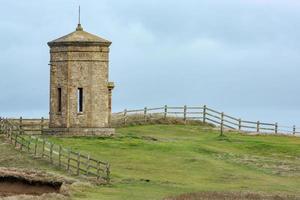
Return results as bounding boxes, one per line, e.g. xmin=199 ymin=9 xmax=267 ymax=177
xmin=0 ymin=0 xmax=300 ymax=125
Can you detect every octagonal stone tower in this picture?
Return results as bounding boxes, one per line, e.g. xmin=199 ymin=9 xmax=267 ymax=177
xmin=46 ymin=23 xmax=115 ymax=136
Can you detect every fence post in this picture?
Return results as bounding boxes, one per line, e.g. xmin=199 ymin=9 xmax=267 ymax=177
xmin=144 ymin=107 xmax=147 ymax=123
xmin=7 ymin=127 xmax=10 ymax=139
xmin=41 ymin=117 xmax=44 ymax=132
xmin=164 ymin=105 xmax=168 ymax=119
xmin=275 ymin=123 xmax=278 ymax=134
xmin=86 ymin=155 xmax=90 ymax=175
xmin=220 ymin=112 xmax=224 ymax=136
xmin=20 ymin=137 xmax=24 ymax=151
xmin=10 ymin=128 xmax=13 ymax=143
xmin=58 ymin=145 xmax=62 ymax=168
xmin=256 ymin=121 xmax=260 ymax=133
xmin=0 ymin=117 xmax=2 ymax=133
xmin=67 ymin=149 xmax=71 ymax=173
xmin=293 ymin=125 xmax=296 ymax=135
xmin=203 ymin=105 xmax=206 ymax=123
xmin=27 ymin=138 xmax=30 ymax=152
xmin=14 ymin=134 xmax=17 ymax=147
xmin=50 ymin=143 xmax=53 ymax=163
xmin=34 ymin=137 xmax=38 ymax=156
xmin=96 ymin=161 xmax=100 ymax=180
xmin=77 ymin=152 xmax=80 ymax=175
xmin=19 ymin=117 xmax=23 ymax=131
xmin=105 ymin=163 xmax=110 ymax=183
xmin=238 ymin=118 xmax=242 ymax=131
xmin=123 ymin=109 xmax=127 ymax=125
xmin=183 ymin=105 xmax=187 ymax=124
xmin=42 ymin=139 xmax=45 ymax=157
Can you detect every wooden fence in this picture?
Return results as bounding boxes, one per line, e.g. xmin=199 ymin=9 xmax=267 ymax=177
xmin=8 ymin=117 xmax=49 ymax=134
xmin=112 ymin=105 xmax=300 ymax=135
xmin=5 ymin=105 xmax=300 ymax=136
xmin=0 ymin=117 xmax=110 ymax=183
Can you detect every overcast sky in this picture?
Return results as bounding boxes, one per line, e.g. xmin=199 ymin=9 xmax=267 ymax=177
xmin=0 ymin=0 xmax=300 ymax=125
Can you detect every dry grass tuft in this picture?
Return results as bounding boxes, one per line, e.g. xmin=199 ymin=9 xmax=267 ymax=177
xmin=111 ymin=114 xmax=214 ymax=128
xmin=164 ymin=192 xmax=300 ymax=200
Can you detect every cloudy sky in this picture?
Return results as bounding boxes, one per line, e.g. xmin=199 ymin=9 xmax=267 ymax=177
xmin=0 ymin=0 xmax=300 ymax=125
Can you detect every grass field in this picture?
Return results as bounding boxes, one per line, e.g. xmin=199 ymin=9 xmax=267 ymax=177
xmin=45 ymin=124 xmax=300 ymax=200
xmin=1 ymin=124 xmax=300 ymax=199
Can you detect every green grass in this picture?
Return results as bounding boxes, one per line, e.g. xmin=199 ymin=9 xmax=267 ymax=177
xmin=0 ymin=135 xmax=68 ymax=177
xmin=42 ymin=125 xmax=300 ymax=200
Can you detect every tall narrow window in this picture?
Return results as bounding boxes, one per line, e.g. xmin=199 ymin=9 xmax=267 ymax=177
xmin=77 ymin=88 xmax=83 ymax=112
xmin=57 ymin=88 xmax=62 ymax=112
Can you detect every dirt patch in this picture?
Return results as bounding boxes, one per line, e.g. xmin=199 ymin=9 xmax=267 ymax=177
xmin=0 ymin=168 xmax=72 ymax=199
xmin=214 ymin=153 xmax=300 ymax=176
xmin=0 ymin=176 xmax=61 ymax=197
xmin=164 ymin=192 xmax=300 ymax=200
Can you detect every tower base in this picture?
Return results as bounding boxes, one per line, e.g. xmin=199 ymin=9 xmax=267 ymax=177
xmin=42 ymin=127 xmax=115 ymax=136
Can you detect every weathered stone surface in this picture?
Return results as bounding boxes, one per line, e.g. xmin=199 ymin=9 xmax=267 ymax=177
xmin=46 ymin=24 xmax=114 ymax=136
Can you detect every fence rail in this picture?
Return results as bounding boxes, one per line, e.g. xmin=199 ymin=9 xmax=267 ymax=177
xmin=4 ymin=105 xmax=300 ymax=136
xmin=111 ymin=105 xmax=299 ymax=136
xmin=0 ymin=117 xmax=110 ymax=183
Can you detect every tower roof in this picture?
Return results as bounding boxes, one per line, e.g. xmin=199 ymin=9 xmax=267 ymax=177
xmin=48 ymin=24 xmax=111 ymax=47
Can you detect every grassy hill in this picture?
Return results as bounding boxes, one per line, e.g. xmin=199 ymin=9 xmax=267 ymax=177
xmin=41 ymin=124 xmax=300 ymax=200
xmin=1 ymin=124 xmax=299 ymax=199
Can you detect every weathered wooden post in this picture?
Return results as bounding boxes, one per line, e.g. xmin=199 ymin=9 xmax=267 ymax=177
xmin=27 ymin=138 xmax=31 ymax=152
xmin=77 ymin=152 xmax=81 ymax=175
xmin=0 ymin=117 xmax=2 ymax=134
xmin=96 ymin=161 xmax=100 ymax=180
xmin=19 ymin=117 xmax=23 ymax=131
xmin=220 ymin=112 xmax=224 ymax=136
xmin=0 ymin=117 xmax=2 ymax=133
xmin=183 ymin=105 xmax=187 ymax=124
xmin=58 ymin=145 xmax=62 ymax=168
xmin=42 ymin=139 xmax=45 ymax=157
xmin=256 ymin=121 xmax=260 ymax=133
xmin=67 ymin=149 xmax=71 ymax=172
xmin=105 ymin=163 xmax=110 ymax=183
xmin=34 ymin=137 xmax=38 ymax=156
xmin=238 ymin=118 xmax=242 ymax=131
xmin=144 ymin=107 xmax=147 ymax=123
xmin=41 ymin=117 xmax=44 ymax=132
xmin=20 ymin=137 xmax=24 ymax=151
xmin=293 ymin=125 xmax=296 ymax=135
xmin=203 ymin=105 xmax=207 ymax=123
xmin=7 ymin=126 xmax=10 ymax=137
xmin=9 ymin=127 xmax=12 ymax=140
xmin=123 ymin=109 xmax=127 ymax=125
xmin=275 ymin=123 xmax=278 ymax=134
xmin=164 ymin=105 xmax=168 ymax=119
xmin=50 ymin=143 xmax=54 ymax=163
xmin=14 ymin=134 xmax=18 ymax=147
xmin=10 ymin=128 xmax=13 ymax=143
xmin=6 ymin=127 xmax=10 ymax=139
xmin=86 ymin=155 xmax=90 ymax=175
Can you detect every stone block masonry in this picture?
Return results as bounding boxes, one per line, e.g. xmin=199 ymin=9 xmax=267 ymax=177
xmin=44 ymin=23 xmax=115 ymax=136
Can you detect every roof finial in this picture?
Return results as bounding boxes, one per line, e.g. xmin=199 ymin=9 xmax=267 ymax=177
xmin=79 ymin=5 xmax=81 ymax=24
xmin=76 ymin=5 xmax=83 ymax=31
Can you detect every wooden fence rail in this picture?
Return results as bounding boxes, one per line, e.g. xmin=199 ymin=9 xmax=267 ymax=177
xmin=4 ymin=105 xmax=300 ymax=136
xmin=0 ymin=117 xmax=110 ymax=183
xmin=110 ymin=105 xmax=299 ymax=136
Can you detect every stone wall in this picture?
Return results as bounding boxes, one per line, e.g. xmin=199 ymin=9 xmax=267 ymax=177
xmin=49 ymin=45 xmax=111 ymax=129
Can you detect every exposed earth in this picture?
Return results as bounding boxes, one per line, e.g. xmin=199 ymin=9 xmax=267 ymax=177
xmin=0 ymin=168 xmax=71 ymax=200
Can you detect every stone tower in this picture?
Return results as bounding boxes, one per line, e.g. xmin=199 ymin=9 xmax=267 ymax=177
xmin=46 ymin=23 xmax=114 ymax=136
